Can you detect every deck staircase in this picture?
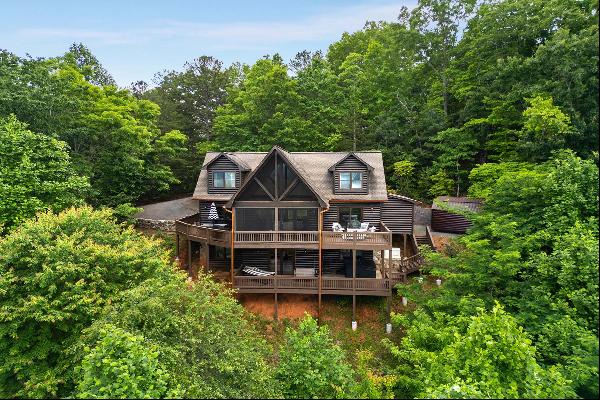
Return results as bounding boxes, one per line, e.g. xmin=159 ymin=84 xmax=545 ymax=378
xmin=415 ymin=234 xmax=429 ymax=246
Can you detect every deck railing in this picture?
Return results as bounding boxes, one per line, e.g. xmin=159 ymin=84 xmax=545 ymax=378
xmin=175 ymin=218 xmax=231 ymax=245
xmin=234 ymin=275 xmax=390 ymax=293
xmin=234 ymin=231 xmax=319 ymax=244
xmin=322 ymin=223 xmax=392 ymax=248
xmin=176 ymin=215 xmax=392 ymax=249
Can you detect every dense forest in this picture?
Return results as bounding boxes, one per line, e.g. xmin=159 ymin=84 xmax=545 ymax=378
xmin=0 ymin=0 xmax=598 ymax=398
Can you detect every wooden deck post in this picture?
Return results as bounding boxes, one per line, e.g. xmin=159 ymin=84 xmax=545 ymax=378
xmin=274 ymin=248 xmax=278 ymax=320
xmin=187 ymin=239 xmax=192 ymax=277
xmin=206 ymin=243 xmax=210 ymax=272
xmin=352 ymin=248 xmax=357 ymax=323
xmin=230 ymin=208 xmax=235 ymax=284
xmin=388 ymin=248 xmax=392 ymax=281
xmin=403 ymin=234 xmax=407 ymax=256
xmin=380 ymin=250 xmax=384 ymax=275
xmin=318 ymin=209 xmax=323 ymax=318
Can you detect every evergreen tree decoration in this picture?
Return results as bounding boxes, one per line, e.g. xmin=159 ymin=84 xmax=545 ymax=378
xmin=208 ymin=202 xmax=219 ymax=221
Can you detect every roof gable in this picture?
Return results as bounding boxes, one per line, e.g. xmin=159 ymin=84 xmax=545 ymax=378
xmin=202 ymin=152 xmax=251 ymax=171
xmin=225 ymin=146 xmax=328 ymax=207
xmin=328 ymin=152 xmax=374 ymax=172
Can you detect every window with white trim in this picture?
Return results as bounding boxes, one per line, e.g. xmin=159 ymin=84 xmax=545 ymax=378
xmin=339 ymin=172 xmax=363 ymax=190
xmin=213 ymin=171 xmax=236 ymax=188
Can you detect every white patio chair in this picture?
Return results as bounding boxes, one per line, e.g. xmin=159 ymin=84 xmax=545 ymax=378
xmin=332 ymin=222 xmax=344 ymax=232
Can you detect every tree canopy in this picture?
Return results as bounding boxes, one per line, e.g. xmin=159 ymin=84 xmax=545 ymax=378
xmin=0 ymin=115 xmax=89 ymax=232
xmin=0 ymin=207 xmax=175 ymax=397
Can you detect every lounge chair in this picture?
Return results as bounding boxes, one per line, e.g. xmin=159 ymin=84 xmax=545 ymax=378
xmin=332 ymin=222 xmax=344 ymax=232
xmin=242 ymin=265 xmax=275 ymax=276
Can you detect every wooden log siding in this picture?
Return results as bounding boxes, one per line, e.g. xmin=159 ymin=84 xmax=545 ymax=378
xmin=235 ymin=249 xmax=273 ymax=271
xmin=323 ymin=250 xmax=344 ymax=274
xmin=206 ymin=155 xmax=242 ymax=195
xmin=295 ymin=249 xmax=319 ymax=270
xmin=431 ymin=209 xmax=472 ymax=233
xmin=199 ymin=201 xmax=227 ymax=224
xmin=323 ymin=202 xmax=382 ymax=231
xmin=382 ymin=196 xmax=414 ymax=234
xmin=332 ymin=155 xmax=369 ymax=194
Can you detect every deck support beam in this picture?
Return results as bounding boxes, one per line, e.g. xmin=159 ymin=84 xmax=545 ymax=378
xmin=274 ymin=248 xmax=278 ymax=320
xmin=230 ymin=208 xmax=235 ymax=284
xmin=187 ymin=239 xmax=192 ymax=277
xmin=386 ymin=295 xmax=391 ymax=323
xmin=318 ymin=210 xmax=323 ymax=318
xmin=352 ymin=248 xmax=357 ymax=326
xmin=206 ymin=243 xmax=210 ymax=272
xmin=403 ymin=234 xmax=407 ymax=256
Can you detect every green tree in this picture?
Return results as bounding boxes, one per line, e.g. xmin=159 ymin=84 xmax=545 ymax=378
xmin=519 ymin=95 xmax=573 ymax=160
xmin=0 ymin=207 xmax=175 ymax=398
xmin=0 ymin=49 xmax=185 ymax=206
xmin=422 ymin=151 xmax=599 ymax=397
xmin=389 ymin=305 xmax=573 ymax=398
xmin=275 ymin=315 xmax=355 ymax=399
xmin=75 ymin=325 xmax=180 ymax=399
xmin=213 ymin=56 xmax=338 ymax=151
xmin=76 ymin=275 xmax=281 ymax=399
xmin=0 ymin=115 xmax=89 ymax=232
xmin=62 ymin=43 xmax=116 ymax=86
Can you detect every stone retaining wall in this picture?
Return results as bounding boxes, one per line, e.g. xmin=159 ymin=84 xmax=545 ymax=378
xmin=135 ymin=218 xmax=175 ymax=232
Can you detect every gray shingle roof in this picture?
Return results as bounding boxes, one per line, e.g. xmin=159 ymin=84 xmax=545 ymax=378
xmin=432 ymin=196 xmax=482 ymax=212
xmin=192 ymin=148 xmax=388 ymax=205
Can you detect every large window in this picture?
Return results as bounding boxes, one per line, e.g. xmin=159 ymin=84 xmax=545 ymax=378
xmin=213 ymin=171 xmax=236 ymax=188
xmin=339 ymin=207 xmax=363 ymax=229
xmin=236 ymin=208 xmax=275 ymax=231
xmin=339 ymin=172 xmax=363 ymax=190
xmin=278 ymin=208 xmax=318 ymax=231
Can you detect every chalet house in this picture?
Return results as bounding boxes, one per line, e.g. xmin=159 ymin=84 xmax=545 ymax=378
xmin=174 ymin=146 xmax=422 ymax=320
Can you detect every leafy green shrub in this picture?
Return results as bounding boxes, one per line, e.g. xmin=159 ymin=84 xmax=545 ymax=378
xmin=76 ymin=325 xmax=180 ymax=398
xmin=275 ymin=314 xmax=355 ymax=398
xmin=0 ymin=206 xmax=174 ymax=397
xmin=76 ymin=275 xmax=281 ymax=399
xmin=389 ymin=305 xmax=574 ymax=399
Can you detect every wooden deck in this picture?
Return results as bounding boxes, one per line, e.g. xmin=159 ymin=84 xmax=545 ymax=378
xmin=233 ymin=275 xmax=391 ymax=296
xmin=175 ymin=215 xmax=392 ymax=250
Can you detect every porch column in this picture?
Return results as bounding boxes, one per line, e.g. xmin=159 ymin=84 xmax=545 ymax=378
xmin=318 ymin=210 xmax=323 ymax=317
xmin=187 ymin=239 xmax=192 ymax=277
xmin=403 ymin=234 xmax=407 ymax=256
xmin=380 ymin=250 xmax=384 ymax=275
xmin=203 ymin=243 xmax=208 ymax=272
xmin=352 ymin=248 xmax=357 ymax=326
xmin=388 ymin=248 xmax=392 ymax=282
xmin=230 ymin=208 xmax=235 ymax=283
xmin=274 ymin=248 xmax=278 ymax=320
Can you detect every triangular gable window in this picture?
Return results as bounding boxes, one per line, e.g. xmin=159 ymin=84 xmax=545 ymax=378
xmin=234 ymin=151 xmax=318 ymax=203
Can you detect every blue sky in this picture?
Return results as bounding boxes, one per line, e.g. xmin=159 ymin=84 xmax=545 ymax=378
xmin=1 ymin=0 xmax=414 ymax=86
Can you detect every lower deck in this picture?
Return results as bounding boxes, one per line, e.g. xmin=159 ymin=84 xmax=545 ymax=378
xmin=233 ymin=275 xmax=391 ymax=296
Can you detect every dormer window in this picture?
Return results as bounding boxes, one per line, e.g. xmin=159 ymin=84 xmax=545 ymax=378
xmin=213 ymin=171 xmax=236 ymax=188
xmin=339 ymin=172 xmax=363 ymax=190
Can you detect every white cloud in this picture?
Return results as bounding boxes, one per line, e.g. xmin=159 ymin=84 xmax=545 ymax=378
xmin=18 ymin=2 xmax=411 ymax=48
